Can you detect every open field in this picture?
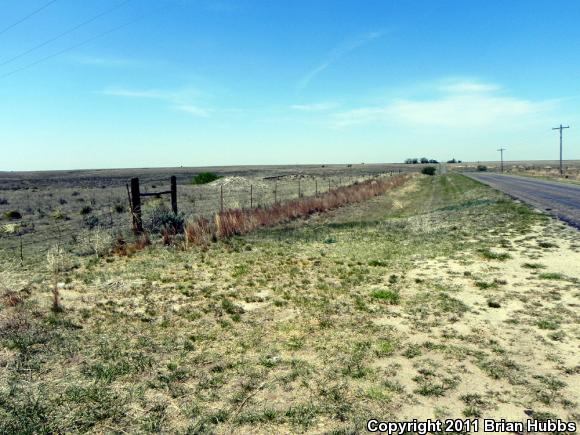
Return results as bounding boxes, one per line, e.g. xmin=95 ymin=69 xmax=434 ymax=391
xmin=1 ymin=173 xmax=578 ymax=433
xmin=0 ymin=164 xmax=416 ymax=263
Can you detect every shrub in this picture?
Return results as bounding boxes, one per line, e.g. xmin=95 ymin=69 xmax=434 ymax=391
xmin=58 ymin=198 xmax=67 ymax=205
xmin=80 ymin=205 xmax=93 ymax=215
xmin=114 ymin=204 xmax=125 ymax=213
xmin=52 ymin=209 xmax=69 ymax=221
xmin=192 ymin=172 xmax=221 ymax=185
xmin=0 ymin=198 xmax=8 ymax=205
xmin=147 ymin=205 xmax=185 ymax=233
xmin=477 ymin=165 xmax=488 ymax=172
xmin=3 ymin=210 xmax=22 ymax=220
xmin=421 ymin=166 xmax=437 ymax=176
xmin=83 ymin=215 xmax=100 ymax=229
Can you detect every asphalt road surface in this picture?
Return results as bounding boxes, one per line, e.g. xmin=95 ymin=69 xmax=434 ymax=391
xmin=466 ymin=173 xmax=580 ymax=229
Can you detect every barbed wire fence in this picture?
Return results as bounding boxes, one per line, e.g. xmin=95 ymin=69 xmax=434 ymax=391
xmin=0 ymin=171 xmax=400 ymax=266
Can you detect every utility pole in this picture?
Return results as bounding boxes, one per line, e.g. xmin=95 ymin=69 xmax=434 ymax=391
xmin=497 ymin=148 xmax=506 ymax=173
xmin=552 ymin=124 xmax=570 ymax=176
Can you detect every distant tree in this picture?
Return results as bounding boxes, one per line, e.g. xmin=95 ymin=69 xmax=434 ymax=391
xmin=428 ymin=159 xmax=438 ymax=164
xmin=420 ymin=157 xmax=429 ymax=164
xmin=447 ymin=158 xmax=457 ymax=164
xmin=411 ymin=158 xmax=419 ymax=164
xmin=477 ymin=165 xmax=488 ymax=172
xmin=421 ymin=166 xmax=437 ymax=176
xmin=404 ymin=158 xmax=413 ymax=164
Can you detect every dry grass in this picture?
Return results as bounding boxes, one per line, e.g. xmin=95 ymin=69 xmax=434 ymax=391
xmin=1 ymin=173 xmax=579 ymax=433
xmin=187 ymin=175 xmax=409 ymax=245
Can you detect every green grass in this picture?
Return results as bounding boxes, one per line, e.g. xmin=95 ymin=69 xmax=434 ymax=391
xmin=538 ymin=272 xmax=564 ymax=280
xmin=477 ymin=248 xmax=511 ymax=261
xmin=0 ymin=173 xmax=567 ymax=433
xmin=371 ymin=289 xmax=400 ymax=304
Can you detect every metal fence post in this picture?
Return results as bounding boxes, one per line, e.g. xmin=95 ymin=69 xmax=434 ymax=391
xmin=130 ymin=177 xmax=143 ymax=234
xmin=170 ymin=176 xmax=178 ymax=214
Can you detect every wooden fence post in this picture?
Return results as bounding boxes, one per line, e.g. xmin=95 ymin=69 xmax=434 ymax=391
xmin=220 ymin=185 xmax=224 ymax=213
xmin=130 ymin=177 xmax=143 ymax=234
xmin=250 ymin=184 xmax=253 ymax=208
xmin=298 ymin=179 xmax=301 ymax=198
xmin=274 ymin=182 xmax=277 ymax=204
xmin=315 ymin=179 xmax=318 ymax=197
xmin=328 ymin=179 xmax=331 ymax=191
xmin=170 ymin=176 xmax=178 ymax=214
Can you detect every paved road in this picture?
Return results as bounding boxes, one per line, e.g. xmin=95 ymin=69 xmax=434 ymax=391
xmin=465 ymin=173 xmax=580 ymax=229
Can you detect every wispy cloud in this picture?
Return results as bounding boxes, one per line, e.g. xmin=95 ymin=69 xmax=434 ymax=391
xmin=99 ymin=87 xmax=209 ymax=117
xmin=298 ymin=31 xmax=384 ymax=90
xmin=290 ymin=102 xmax=338 ymax=111
xmin=438 ymin=79 xmax=500 ymax=94
xmin=330 ymin=79 xmax=553 ymax=128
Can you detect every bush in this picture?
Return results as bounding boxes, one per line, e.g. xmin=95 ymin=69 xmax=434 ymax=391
xmin=3 ymin=210 xmax=22 ymax=220
xmin=83 ymin=215 xmax=100 ymax=229
xmin=80 ymin=206 xmax=93 ymax=215
xmin=192 ymin=172 xmax=221 ymax=185
xmin=52 ymin=209 xmax=69 ymax=221
xmin=477 ymin=165 xmax=488 ymax=172
xmin=0 ymin=198 xmax=8 ymax=205
xmin=114 ymin=204 xmax=125 ymax=213
xmin=147 ymin=205 xmax=185 ymax=233
xmin=421 ymin=166 xmax=437 ymax=176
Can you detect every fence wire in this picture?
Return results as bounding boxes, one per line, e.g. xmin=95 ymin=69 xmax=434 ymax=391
xmin=0 ymin=172 xmax=398 ymax=264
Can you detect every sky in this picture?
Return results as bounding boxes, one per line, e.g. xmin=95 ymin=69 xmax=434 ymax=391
xmin=1 ymin=0 xmax=579 ymax=171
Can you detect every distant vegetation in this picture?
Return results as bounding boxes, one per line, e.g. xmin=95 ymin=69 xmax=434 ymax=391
xmin=404 ymin=157 xmax=438 ymax=164
xmin=421 ymin=166 xmax=437 ymax=176
xmin=3 ymin=210 xmax=22 ymax=220
xmin=477 ymin=165 xmax=488 ymax=172
xmin=192 ymin=172 xmax=221 ymax=185
xmin=404 ymin=157 xmax=463 ymax=164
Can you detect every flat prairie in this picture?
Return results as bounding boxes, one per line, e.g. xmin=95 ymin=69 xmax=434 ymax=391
xmin=0 ymin=172 xmax=579 ymax=433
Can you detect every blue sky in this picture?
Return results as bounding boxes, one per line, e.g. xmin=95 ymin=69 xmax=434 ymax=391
xmin=1 ymin=0 xmax=579 ymax=171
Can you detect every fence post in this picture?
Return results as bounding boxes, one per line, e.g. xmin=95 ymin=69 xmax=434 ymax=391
xmin=328 ymin=179 xmax=331 ymax=191
xmin=315 ymin=179 xmax=318 ymax=197
xmin=250 ymin=184 xmax=253 ymax=208
xmin=220 ymin=185 xmax=224 ymax=213
xmin=298 ymin=179 xmax=301 ymax=198
xmin=130 ymin=177 xmax=143 ymax=234
xmin=274 ymin=182 xmax=277 ymax=204
xmin=170 ymin=176 xmax=178 ymax=214
xmin=19 ymin=234 xmax=23 ymax=266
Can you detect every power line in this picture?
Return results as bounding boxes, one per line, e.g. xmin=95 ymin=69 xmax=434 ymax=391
xmin=1 ymin=3 xmax=173 ymax=79
xmin=551 ymin=124 xmax=570 ymax=176
xmin=0 ymin=7 xmax=157 ymax=79
xmin=0 ymin=0 xmax=131 ymax=68
xmin=0 ymin=0 xmax=58 ymax=37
